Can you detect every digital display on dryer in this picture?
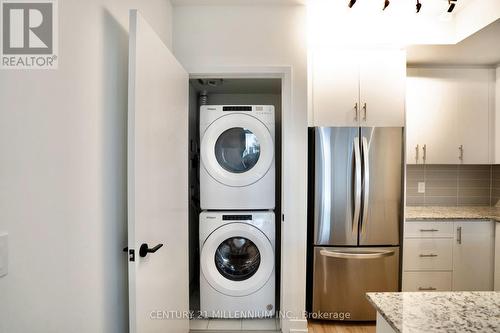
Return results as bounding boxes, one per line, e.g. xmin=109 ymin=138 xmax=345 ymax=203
xmin=222 ymin=106 xmax=252 ymax=111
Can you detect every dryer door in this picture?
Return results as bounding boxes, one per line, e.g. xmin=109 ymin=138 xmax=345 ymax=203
xmin=201 ymin=223 xmax=274 ymax=297
xmin=201 ymin=114 xmax=274 ymax=187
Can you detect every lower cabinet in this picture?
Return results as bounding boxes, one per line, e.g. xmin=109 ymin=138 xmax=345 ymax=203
xmin=402 ymin=271 xmax=452 ymax=292
xmin=452 ymin=221 xmax=495 ymax=291
xmin=403 ymin=220 xmax=494 ymax=292
xmin=495 ymin=223 xmax=500 ymax=291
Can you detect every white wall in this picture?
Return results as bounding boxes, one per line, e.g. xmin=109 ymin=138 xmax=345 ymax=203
xmin=173 ymin=5 xmax=308 ymax=331
xmin=0 ymin=0 xmax=172 ymax=332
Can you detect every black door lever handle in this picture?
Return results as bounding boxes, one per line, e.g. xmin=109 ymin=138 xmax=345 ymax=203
xmin=139 ymin=243 xmax=164 ymax=258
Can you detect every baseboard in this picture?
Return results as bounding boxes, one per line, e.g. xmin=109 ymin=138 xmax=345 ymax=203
xmin=190 ymin=331 xmax=279 ymax=333
xmin=280 ymin=318 xmax=308 ymax=333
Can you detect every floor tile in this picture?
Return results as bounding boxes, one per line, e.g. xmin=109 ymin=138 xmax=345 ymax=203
xmin=207 ymin=319 xmax=242 ymax=330
xmin=241 ymin=318 xmax=277 ymax=330
xmin=190 ymin=319 xmax=209 ymax=330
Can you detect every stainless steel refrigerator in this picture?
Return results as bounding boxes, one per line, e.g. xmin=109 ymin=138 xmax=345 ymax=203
xmin=308 ymin=126 xmax=403 ymax=321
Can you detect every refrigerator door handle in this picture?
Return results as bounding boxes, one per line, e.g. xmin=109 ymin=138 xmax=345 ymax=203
xmin=353 ymin=137 xmax=361 ymax=235
xmin=360 ymin=136 xmax=370 ymax=235
xmin=319 ymin=249 xmax=395 ymax=260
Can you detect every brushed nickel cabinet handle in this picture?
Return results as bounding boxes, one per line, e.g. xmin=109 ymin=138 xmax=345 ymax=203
xmin=419 ymin=229 xmax=439 ymax=232
xmin=415 ymin=144 xmax=419 ymax=162
xmin=423 ymin=144 xmax=427 ymax=163
xmin=354 ymin=102 xmax=359 ymax=121
xmin=457 ymin=226 xmax=462 ymax=244
xmin=419 ymin=254 xmax=438 ymax=257
xmin=418 ymin=287 xmax=437 ymax=291
xmin=362 ymin=102 xmax=367 ymax=121
xmin=459 ymin=145 xmax=464 ymax=161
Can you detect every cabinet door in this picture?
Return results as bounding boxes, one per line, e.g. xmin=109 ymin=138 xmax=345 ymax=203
xmin=359 ymin=49 xmax=406 ymax=127
xmin=312 ymin=49 xmax=360 ymax=126
xmin=405 ymin=69 xmax=425 ymax=164
xmin=495 ymin=223 xmax=500 ymax=291
xmin=456 ymin=69 xmax=493 ymax=164
xmin=453 ymin=221 xmax=494 ymax=291
xmin=406 ymin=68 xmax=459 ymax=164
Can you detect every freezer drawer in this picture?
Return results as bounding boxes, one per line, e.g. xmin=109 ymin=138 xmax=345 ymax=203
xmin=312 ymin=246 xmax=399 ymax=321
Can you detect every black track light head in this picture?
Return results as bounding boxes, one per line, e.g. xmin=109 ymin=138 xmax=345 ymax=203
xmin=348 ymin=0 xmax=356 ymax=8
xmin=448 ymin=0 xmax=457 ymax=13
xmin=416 ymin=0 xmax=422 ymax=13
xmin=383 ymin=0 xmax=390 ymax=10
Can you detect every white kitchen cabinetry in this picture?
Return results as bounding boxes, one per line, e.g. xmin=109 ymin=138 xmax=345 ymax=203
xmin=403 ymin=220 xmax=494 ymax=292
xmin=359 ymin=50 xmax=406 ymax=127
xmin=452 ymin=221 xmax=494 ymax=291
xmin=406 ymin=68 xmax=493 ymax=164
xmin=456 ymin=70 xmax=493 ymax=164
xmin=312 ymin=49 xmax=360 ymax=127
xmin=495 ymin=222 xmax=500 ymax=291
xmin=312 ymin=49 xmax=405 ymax=127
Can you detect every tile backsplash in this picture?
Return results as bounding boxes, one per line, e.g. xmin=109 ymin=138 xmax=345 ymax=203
xmin=407 ymin=165 xmax=496 ymax=207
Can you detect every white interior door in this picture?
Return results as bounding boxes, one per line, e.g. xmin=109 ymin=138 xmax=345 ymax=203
xmin=127 ymin=9 xmax=189 ymax=333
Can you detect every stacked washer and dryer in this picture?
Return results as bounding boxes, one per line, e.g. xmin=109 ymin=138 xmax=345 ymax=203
xmin=199 ymin=105 xmax=276 ymax=318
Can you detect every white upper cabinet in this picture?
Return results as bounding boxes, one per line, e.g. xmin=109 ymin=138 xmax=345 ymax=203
xmin=456 ymin=69 xmax=493 ymax=164
xmin=312 ymin=49 xmax=360 ymax=127
xmin=406 ymin=67 xmax=493 ymax=165
xmin=359 ymin=49 xmax=406 ymax=127
xmin=406 ymin=68 xmax=459 ymax=164
xmin=312 ymin=48 xmax=406 ymax=127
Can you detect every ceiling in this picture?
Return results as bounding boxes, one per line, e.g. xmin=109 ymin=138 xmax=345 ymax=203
xmin=407 ymin=18 xmax=500 ymax=66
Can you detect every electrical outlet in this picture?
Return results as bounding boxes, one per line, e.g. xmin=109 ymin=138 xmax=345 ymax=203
xmin=418 ymin=182 xmax=426 ymax=194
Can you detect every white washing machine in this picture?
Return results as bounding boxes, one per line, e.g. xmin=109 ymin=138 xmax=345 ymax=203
xmin=200 ymin=105 xmax=275 ymax=210
xmin=199 ymin=211 xmax=275 ymax=318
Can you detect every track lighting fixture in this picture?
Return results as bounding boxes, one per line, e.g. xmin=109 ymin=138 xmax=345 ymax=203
xmin=416 ymin=0 xmax=422 ymax=13
xmin=344 ymin=0 xmax=455 ymax=14
xmin=448 ymin=0 xmax=457 ymax=13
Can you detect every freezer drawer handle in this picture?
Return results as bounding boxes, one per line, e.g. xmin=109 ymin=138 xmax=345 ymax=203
xmin=319 ymin=249 xmax=395 ymax=260
xmin=139 ymin=243 xmax=164 ymax=258
xmin=418 ymin=287 xmax=436 ymax=291
xmin=419 ymin=254 xmax=438 ymax=257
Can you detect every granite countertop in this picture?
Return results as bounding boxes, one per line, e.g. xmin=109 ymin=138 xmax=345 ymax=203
xmin=366 ymin=291 xmax=500 ymax=333
xmin=406 ymin=206 xmax=500 ymax=222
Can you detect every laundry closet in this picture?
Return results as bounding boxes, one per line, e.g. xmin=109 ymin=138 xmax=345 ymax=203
xmin=188 ymin=78 xmax=282 ymax=331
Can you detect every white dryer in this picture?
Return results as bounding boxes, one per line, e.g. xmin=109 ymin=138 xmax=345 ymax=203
xmin=199 ymin=105 xmax=275 ymax=210
xmin=199 ymin=211 xmax=275 ymax=318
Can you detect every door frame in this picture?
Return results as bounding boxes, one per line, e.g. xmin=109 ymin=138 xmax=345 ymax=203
xmin=189 ymin=65 xmax=293 ymax=331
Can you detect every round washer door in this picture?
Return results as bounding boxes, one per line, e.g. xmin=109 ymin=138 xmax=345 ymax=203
xmin=201 ymin=114 xmax=274 ymax=187
xmin=201 ymin=223 xmax=274 ymax=297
